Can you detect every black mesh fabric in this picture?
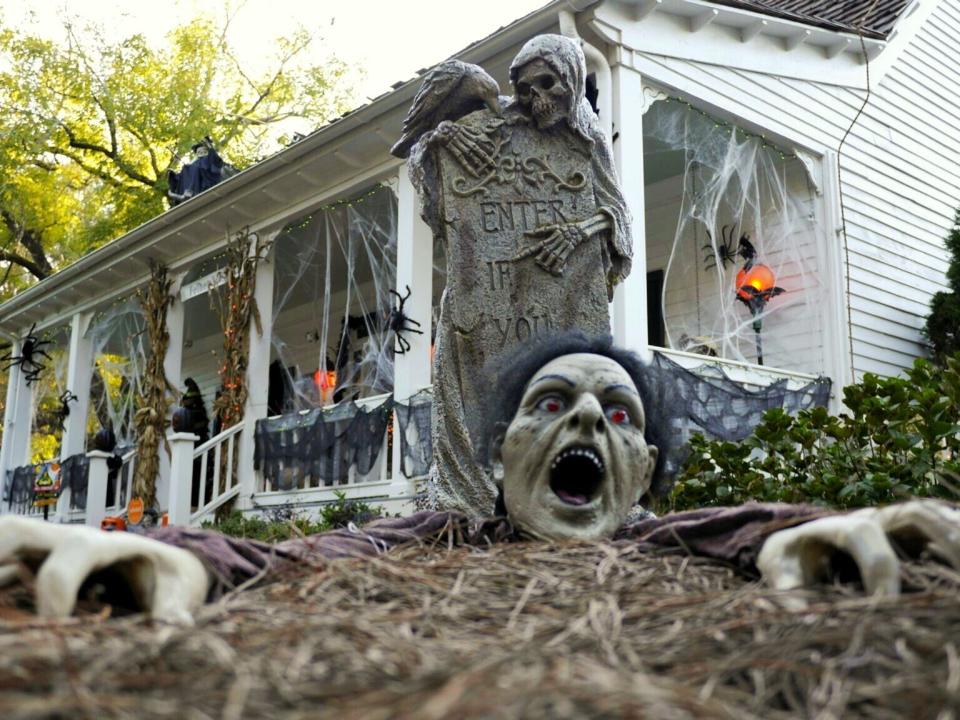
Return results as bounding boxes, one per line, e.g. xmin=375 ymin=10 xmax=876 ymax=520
xmin=647 ymin=350 xmax=832 ymax=475
xmin=394 ymin=390 xmax=434 ymax=478
xmin=6 ymin=465 xmax=36 ymax=514
xmin=254 ymin=397 xmax=393 ymax=489
xmin=60 ymin=453 xmax=90 ymax=510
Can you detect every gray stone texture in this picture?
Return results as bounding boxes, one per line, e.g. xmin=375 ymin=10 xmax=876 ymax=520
xmin=408 ymin=35 xmax=633 ymax=516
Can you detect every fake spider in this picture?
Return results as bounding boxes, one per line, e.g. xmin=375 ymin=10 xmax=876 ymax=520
xmin=388 ymin=286 xmax=424 ymax=355
xmin=1 ymin=323 xmax=54 ymax=386
xmin=703 ymin=226 xmax=757 ymax=271
xmin=54 ymin=390 xmax=78 ymax=431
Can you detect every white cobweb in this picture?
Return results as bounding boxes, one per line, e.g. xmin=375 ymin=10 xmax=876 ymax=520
xmin=85 ymin=298 xmax=148 ymax=448
xmin=28 ymin=324 xmax=70 ymax=462
xmin=269 ymin=184 xmax=400 ymax=414
xmin=643 ymin=97 xmax=826 ymax=374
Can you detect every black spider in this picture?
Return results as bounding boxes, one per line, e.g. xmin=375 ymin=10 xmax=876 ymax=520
xmin=388 ymin=286 xmax=424 ymax=355
xmin=1 ymin=323 xmax=53 ymax=386
xmin=55 ymin=390 xmax=78 ymax=430
xmin=703 ymin=226 xmax=757 ymax=271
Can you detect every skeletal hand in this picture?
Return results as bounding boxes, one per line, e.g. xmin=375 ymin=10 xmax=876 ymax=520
xmin=434 ymin=120 xmax=497 ymax=178
xmin=0 ymin=517 xmax=209 ymax=624
xmin=757 ymin=500 xmax=960 ymax=607
xmin=512 ymin=222 xmax=588 ymax=276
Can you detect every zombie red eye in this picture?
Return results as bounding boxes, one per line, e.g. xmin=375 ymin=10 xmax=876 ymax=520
xmin=605 ymin=406 xmax=630 ymax=425
xmin=537 ymin=395 xmax=565 ymax=413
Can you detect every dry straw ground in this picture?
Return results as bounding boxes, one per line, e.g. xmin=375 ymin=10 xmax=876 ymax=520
xmin=1 ymin=539 xmax=959 ymax=719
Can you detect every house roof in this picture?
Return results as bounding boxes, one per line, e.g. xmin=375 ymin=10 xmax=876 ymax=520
xmin=0 ymin=0 xmax=917 ymax=337
xmin=705 ymin=0 xmax=911 ymax=38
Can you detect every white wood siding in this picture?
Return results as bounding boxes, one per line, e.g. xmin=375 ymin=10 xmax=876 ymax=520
xmin=841 ymin=0 xmax=959 ymax=377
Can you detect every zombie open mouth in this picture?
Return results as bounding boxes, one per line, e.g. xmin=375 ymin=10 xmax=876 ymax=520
xmin=549 ymin=446 xmax=605 ymax=506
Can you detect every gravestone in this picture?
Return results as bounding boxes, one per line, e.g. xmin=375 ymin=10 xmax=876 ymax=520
xmin=402 ymin=34 xmax=633 ymax=516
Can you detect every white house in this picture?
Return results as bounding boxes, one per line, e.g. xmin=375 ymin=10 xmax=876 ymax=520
xmin=0 ymin=0 xmax=954 ymax=526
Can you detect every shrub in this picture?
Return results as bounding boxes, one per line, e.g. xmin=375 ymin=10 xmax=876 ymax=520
xmin=666 ymin=355 xmax=960 ymax=511
xmin=925 ymin=208 xmax=960 ymax=361
xmin=205 ymin=492 xmax=385 ymax=542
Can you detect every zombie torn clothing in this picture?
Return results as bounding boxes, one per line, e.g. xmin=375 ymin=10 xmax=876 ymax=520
xmin=147 ymin=503 xmax=827 ymax=600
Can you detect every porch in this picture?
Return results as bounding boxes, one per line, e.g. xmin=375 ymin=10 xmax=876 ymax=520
xmin=0 ymin=38 xmax=841 ymax=526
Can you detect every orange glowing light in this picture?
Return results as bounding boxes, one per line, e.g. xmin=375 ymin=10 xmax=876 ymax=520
xmin=736 ymin=264 xmax=777 ymax=299
xmin=314 ymin=369 xmax=337 ymax=391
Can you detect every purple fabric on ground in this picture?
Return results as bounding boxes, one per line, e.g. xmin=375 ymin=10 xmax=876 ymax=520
xmin=616 ymin=503 xmax=829 ymax=573
xmin=148 ymin=511 xmax=469 ymax=598
xmin=150 ymin=504 xmax=830 ymax=599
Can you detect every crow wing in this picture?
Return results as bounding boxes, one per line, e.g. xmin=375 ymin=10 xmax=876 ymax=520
xmin=391 ymin=60 xmax=498 ymax=158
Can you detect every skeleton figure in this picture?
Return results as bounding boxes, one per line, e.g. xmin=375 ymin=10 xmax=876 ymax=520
xmin=1 ymin=335 xmax=958 ymax=623
xmin=504 ymin=37 xmax=631 ymax=282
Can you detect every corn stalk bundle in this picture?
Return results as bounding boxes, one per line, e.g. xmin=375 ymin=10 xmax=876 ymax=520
xmin=208 ymin=228 xmax=271 ymax=508
xmin=210 ymin=227 xmax=270 ymax=431
xmin=132 ymin=261 xmax=175 ymax=508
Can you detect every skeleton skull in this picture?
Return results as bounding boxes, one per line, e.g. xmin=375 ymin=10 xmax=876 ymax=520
xmin=492 ymin=353 xmax=658 ymax=541
xmin=515 ymin=58 xmax=569 ymax=130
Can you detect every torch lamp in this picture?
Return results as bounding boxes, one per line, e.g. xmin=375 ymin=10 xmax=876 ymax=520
xmin=735 ymin=262 xmax=784 ymax=366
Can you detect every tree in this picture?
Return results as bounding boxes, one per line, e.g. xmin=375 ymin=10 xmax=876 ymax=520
xmin=0 ymin=11 xmax=355 ymax=298
xmin=925 ymin=208 xmax=960 ymax=361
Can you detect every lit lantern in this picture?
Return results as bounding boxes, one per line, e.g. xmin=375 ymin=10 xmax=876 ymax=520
xmin=314 ymin=369 xmax=337 ymax=390
xmin=734 ymin=261 xmax=784 ymax=366
xmin=314 ymin=369 xmax=337 ymax=404
xmin=735 ymin=264 xmax=777 ymax=300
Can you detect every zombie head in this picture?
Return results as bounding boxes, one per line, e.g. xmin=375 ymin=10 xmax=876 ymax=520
xmin=485 ymin=334 xmax=667 ymax=541
xmin=509 ymin=34 xmax=594 ymax=137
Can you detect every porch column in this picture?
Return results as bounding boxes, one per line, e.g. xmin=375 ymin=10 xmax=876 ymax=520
xmin=54 ymin=311 xmax=94 ymax=521
xmin=236 ymin=232 xmax=278 ymax=510
xmin=157 ymin=272 xmax=186 ymax=510
xmin=609 ymin=61 xmax=649 ymax=353
xmin=0 ymin=340 xmax=28 ymax=514
xmin=391 ymin=170 xmax=434 ymax=489
xmin=60 ymin=312 xmax=94 ymax=459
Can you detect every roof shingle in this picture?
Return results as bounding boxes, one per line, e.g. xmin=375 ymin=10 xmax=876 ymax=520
xmin=705 ymin=0 xmax=910 ymax=38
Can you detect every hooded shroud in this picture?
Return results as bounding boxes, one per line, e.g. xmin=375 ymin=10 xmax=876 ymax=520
xmin=509 ymin=34 xmax=632 ymax=289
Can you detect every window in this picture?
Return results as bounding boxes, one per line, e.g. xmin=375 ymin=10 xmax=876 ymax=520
xmin=643 ymin=97 xmax=825 ymax=373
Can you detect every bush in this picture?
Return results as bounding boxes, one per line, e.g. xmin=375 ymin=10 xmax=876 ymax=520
xmin=925 ymin=208 xmax=960 ymax=360
xmin=666 ymin=355 xmax=960 ymax=511
xmin=205 ymin=492 xmax=385 ymax=542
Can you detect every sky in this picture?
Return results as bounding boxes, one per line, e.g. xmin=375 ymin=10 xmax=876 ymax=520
xmin=3 ymin=0 xmax=549 ymax=101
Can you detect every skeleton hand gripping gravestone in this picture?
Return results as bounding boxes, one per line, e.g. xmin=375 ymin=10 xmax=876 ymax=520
xmin=0 ymin=516 xmax=208 ymax=623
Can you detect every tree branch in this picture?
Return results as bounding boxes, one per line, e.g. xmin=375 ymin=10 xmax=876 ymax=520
xmin=56 ymin=121 xmax=156 ymax=187
xmin=0 ymin=209 xmax=53 ymax=279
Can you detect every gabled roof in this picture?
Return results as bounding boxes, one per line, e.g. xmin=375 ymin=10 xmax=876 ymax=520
xmin=706 ymin=0 xmax=910 ymax=38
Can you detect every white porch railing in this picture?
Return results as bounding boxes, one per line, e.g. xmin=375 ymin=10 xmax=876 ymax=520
xmin=105 ymin=448 xmax=135 ymax=514
xmin=189 ymin=422 xmax=243 ymax=525
xmin=653 ymin=346 xmax=822 ymax=390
